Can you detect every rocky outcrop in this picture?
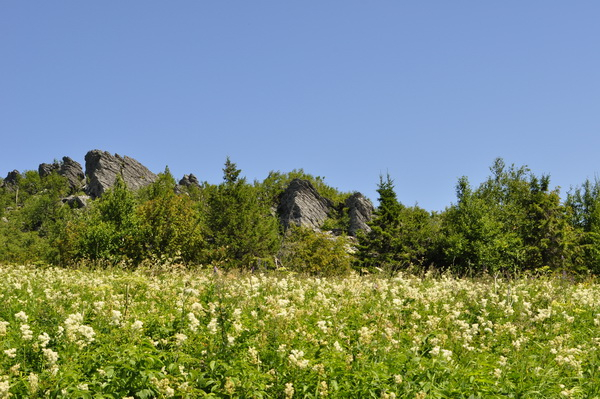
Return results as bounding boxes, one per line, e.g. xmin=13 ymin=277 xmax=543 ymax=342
xmin=38 ymin=157 xmax=85 ymax=192
xmin=346 ymin=192 xmax=374 ymax=236
xmin=59 ymin=157 xmax=85 ymax=191
xmin=38 ymin=163 xmax=59 ymax=178
xmin=278 ymin=179 xmax=333 ymax=230
xmin=84 ymin=150 xmax=157 ymax=198
xmin=179 ymin=174 xmax=200 ymax=187
xmin=1 ymin=170 xmax=21 ymax=187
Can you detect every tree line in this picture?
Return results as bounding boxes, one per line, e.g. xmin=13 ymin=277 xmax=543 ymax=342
xmin=1 ymin=157 xmax=600 ymax=276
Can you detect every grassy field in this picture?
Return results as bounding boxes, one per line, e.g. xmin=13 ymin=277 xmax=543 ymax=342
xmin=0 ymin=264 xmax=599 ymax=398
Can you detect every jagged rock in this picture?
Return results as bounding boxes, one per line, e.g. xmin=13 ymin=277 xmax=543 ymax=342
xmin=84 ymin=150 xmax=157 ymax=198
xmin=62 ymin=195 xmax=90 ymax=209
xmin=59 ymin=157 xmax=85 ymax=191
xmin=1 ymin=170 xmax=21 ymax=188
xmin=346 ymin=192 xmax=374 ymax=236
xmin=38 ymin=162 xmax=59 ymax=178
xmin=278 ymin=179 xmax=333 ymax=230
xmin=39 ymin=157 xmax=86 ymax=192
xmin=179 ymin=174 xmax=200 ymax=187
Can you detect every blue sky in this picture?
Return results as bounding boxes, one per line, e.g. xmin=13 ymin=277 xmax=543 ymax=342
xmin=2 ymin=2 xmax=599 ymax=211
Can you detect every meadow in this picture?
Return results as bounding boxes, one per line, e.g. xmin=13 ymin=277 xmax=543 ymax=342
xmin=0 ymin=264 xmax=599 ymax=398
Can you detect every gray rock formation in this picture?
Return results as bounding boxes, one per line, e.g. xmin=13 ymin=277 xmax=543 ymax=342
xmin=38 ymin=157 xmax=85 ymax=192
xmin=346 ymin=192 xmax=374 ymax=236
xmin=1 ymin=170 xmax=21 ymax=187
xmin=62 ymin=195 xmax=90 ymax=209
xmin=278 ymin=179 xmax=333 ymax=230
xmin=179 ymin=174 xmax=200 ymax=187
xmin=84 ymin=150 xmax=157 ymax=198
xmin=59 ymin=157 xmax=85 ymax=191
xmin=38 ymin=162 xmax=59 ymax=178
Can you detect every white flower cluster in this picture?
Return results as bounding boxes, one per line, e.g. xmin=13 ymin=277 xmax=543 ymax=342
xmin=64 ymin=313 xmax=95 ymax=348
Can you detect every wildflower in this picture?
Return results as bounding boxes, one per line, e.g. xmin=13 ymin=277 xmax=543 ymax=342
xmin=20 ymin=324 xmax=33 ymax=340
xmin=248 ymin=346 xmax=261 ymax=365
xmin=9 ymin=363 xmax=20 ymax=375
xmin=4 ymin=348 xmax=17 ymax=359
xmin=284 ymin=382 xmax=294 ymax=399
xmin=174 ymin=333 xmax=188 ymax=346
xmin=187 ymin=312 xmax=199 ymax=332
xmin=207 ymin=318 xmax=218 ymax=334
xmin=110 ymin=310 xmax=122 ymax=326
xmin=394 ymin=374 xmax=403 ymax=384
xmin=289 ymin=349 xmax=309 ymax=368
xmin=15 ymin=311 xmax=28 ymax=322
xmin=0 ymin=377 xmax=10 ymax=398
xmin=28 ymin=373 xmax=39 ymax=394
xmin=224 ymin=377 xmax=235 ymax=395
xmin=333 ymin=341 xmax=344 ymax=352
xmin=38 ymin=332 xmax=51 ymax=348
xmin=318 ymin=381 xmax=328 ymax=397
xmin=317 ymin=320 xmax=329 ymax=333
xmin=131 ymin=320 xmax=144 ymax=331
xmin=0 ymin=321 xmax=9 ymax=336
xmin=42 ymin=348 xmax=59 ymax=365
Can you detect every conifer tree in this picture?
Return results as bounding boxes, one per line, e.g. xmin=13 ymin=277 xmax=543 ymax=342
xmin=207 ymin=158 xmax=280 ymax=268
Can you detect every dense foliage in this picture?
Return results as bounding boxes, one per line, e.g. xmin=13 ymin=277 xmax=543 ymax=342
xmin=1 ymin=264 xmax=599 ymax=397
xmin=1 ymin=157 xmax=600 ymax=275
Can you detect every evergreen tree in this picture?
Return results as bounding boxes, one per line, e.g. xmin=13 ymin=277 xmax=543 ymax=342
xmin=206 ymin=158 xmax=281 ymax=269
xmin=357 ymin=174 xmax=439 ymax=272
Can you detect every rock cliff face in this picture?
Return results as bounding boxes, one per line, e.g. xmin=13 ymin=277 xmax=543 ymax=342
xmin=346 ymin=192 xmax=374 ymax=236
xmin=39 ymin=157 xmax=85 ymax=192
xmin=278 ymin=179 xmax=333 ymax=230
xmin=84 ymin=150 xmax=157 ymax=198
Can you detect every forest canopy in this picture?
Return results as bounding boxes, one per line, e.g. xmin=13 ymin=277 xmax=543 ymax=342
xmin=1 ymin=157 xmax=600 ymax=276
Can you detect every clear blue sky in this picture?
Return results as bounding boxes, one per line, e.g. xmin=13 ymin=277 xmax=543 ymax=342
xmin=2 ymin=2 xmax=599 ymax=211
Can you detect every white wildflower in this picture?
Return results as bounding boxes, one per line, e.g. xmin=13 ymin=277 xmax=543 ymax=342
xmin=207 ymin=318 xmax=218 ymax=335
xmin=42 ymin=348 xmax=59 ymax=365
xmin=20 ymin=324 xmax=33 ymax=340
xmin=284 ymin=382 xmax=295 ymax=399
xmin=38 ymin=332 xmax=51 ymax=348
xmin=4 ymin=348 xmax=17 ymax=358
xmin=248 ymin=347 xmax=261 ymax=365
xmin=289 ymin=349 xmax=309 ymax=368
xmin=0 ymin=377 xmax=9 ymax=398
xmin=28 ymin=373 xmax=39 ymax=393
xmin=174 ymin=333 xmax=188 ymax=345
xmin=187 ymin=312 xmax=200 ymax=332
xmin=131 ymin=320 xmax=144 ymax=331
xmin=0 ymin=321 xmax=9 ymax=336
xmin=110 ymin=310 xmax=122 ymax=326
xmin=15 ymin=311 xmax=28 ymax=322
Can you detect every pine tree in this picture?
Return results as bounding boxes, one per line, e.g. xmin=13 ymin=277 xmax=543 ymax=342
xmin=206 ymin=158 xmax=280 ymax=269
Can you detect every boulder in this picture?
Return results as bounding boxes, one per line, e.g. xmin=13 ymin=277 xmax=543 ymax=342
xmin=62 ymin=195 xmax=90 ymax=209
xmin=278 ymin=179 xmax=333 ymax=230
xmin=346 ymin=192 xmax=374 ymax=236
xmin=84 ymin=150 xmax=157 ymax=198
